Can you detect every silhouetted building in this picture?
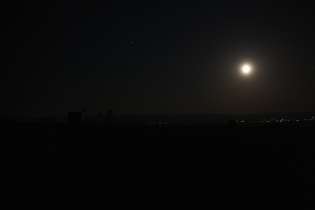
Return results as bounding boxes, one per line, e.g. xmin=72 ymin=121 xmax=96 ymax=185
xmin=149 ymin=121 xmax=168 ymax=126
xmin=103 ymin=109 xmax=114 ymax=124
xmin=225 ymin=120 xmax=237 ymax=128
xmin=67 ymin=112 xmax=82 ymax=126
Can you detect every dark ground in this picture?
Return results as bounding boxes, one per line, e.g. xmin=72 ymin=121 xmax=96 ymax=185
xmin=5 ymin=122 xmax=314 ymax=208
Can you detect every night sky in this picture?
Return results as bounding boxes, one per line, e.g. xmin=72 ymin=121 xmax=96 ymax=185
xmin=2 ymin=1 xmax=315 ymax=118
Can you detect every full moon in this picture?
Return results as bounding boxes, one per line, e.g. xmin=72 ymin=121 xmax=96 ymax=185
xmin=241 ymin=64 xmax=251 ymax=74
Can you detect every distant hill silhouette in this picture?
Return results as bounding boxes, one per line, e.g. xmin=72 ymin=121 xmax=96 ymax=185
xmin=81 ymin=112 xmax=315 ymax=126
xmin=1 ymin=112 xmax=314 ymax=126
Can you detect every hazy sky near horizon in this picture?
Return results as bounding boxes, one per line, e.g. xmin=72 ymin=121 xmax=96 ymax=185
xmin=2 ymin=1 xmax=315 ymax=117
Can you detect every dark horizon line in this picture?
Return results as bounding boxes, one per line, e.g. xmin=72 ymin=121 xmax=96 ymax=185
xmin=1 ymin=110 xmax=314 ymax=119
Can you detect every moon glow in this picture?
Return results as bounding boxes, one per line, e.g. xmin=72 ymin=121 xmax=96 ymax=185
xmin=241 ymin=64 xmax=251 ymax=75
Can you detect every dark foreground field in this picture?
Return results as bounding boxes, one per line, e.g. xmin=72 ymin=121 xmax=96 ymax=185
xmin=6 ymin=122 xmax=315 ymax=208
